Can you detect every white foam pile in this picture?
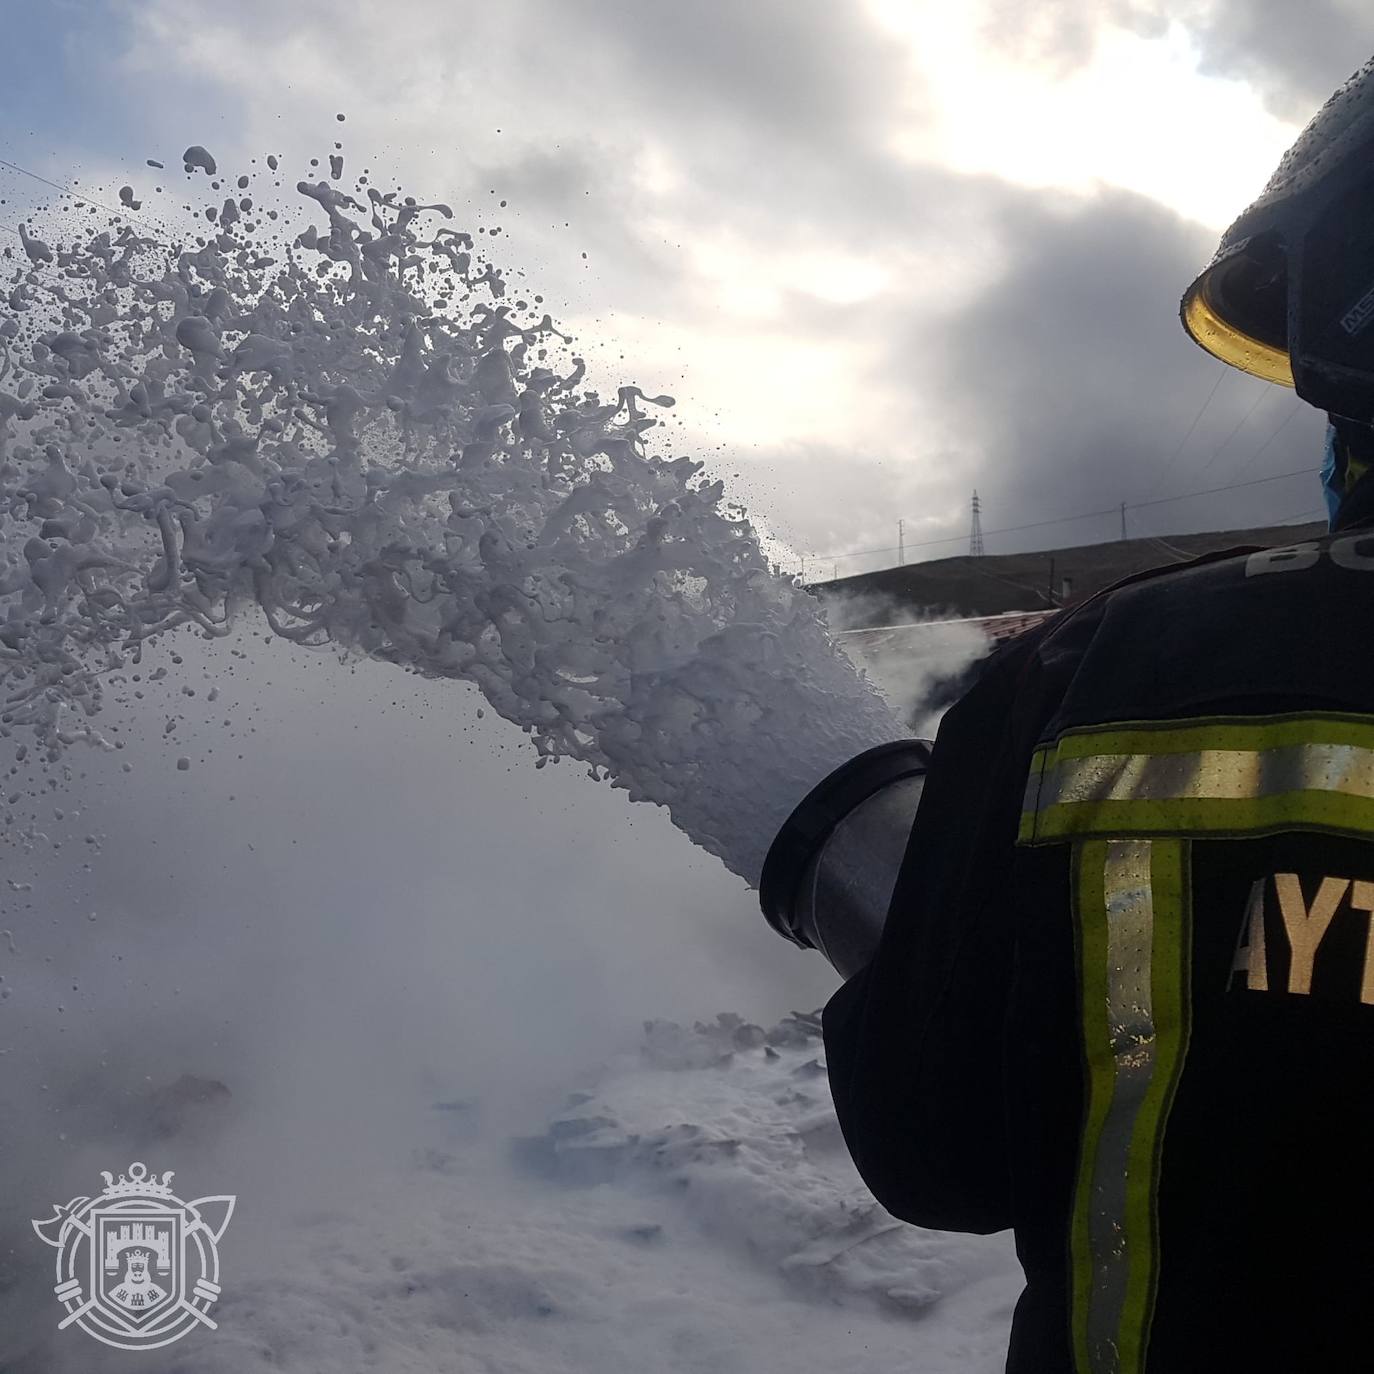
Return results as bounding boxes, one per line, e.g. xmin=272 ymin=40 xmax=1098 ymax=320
xmin=2 ymin=1012 xmax=1021 ymax=1374
xmin=0 ymin=141 xmax=903 ymax=882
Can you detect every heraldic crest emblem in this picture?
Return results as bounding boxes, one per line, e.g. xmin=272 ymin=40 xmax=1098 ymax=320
xmin=32 ymin=1161 xmax=235 ymax=1350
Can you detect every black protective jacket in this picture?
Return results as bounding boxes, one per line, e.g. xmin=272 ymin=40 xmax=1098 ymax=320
xmin=823 ymin=479 xmax=1374 ymax=1373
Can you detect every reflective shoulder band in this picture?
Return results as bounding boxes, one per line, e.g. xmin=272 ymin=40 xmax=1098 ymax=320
xmin=1019 ymin=712 xmax=1374 ymax=845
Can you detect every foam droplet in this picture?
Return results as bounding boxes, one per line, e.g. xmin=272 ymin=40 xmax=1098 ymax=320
xmin=182 ymin=145 xmax=217 ymax=175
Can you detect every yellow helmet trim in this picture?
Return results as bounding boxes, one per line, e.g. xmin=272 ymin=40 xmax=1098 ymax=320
xmin=1181 ymin=277 xmax=1294 ymax=388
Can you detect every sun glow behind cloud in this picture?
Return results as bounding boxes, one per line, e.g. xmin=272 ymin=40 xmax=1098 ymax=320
xmin=869 ymin=4 xmax=1301 ymax=229
xmin=587 ymin=4 xmax=1313 ymax=559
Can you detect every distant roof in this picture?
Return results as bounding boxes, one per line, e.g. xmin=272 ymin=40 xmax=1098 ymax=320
xmin=810 ymin=521 xmax=1326 ymax=627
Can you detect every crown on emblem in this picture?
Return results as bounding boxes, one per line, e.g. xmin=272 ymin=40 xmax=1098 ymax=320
xmin=99 ymin=1162 xmax=175 ymax=1199
xmin=126 ymin=1248 xmax=150 ymax=1261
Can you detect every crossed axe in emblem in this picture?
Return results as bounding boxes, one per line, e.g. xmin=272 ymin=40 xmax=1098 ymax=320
xmin=32 ymin=1195 xmax=235 ymax=1332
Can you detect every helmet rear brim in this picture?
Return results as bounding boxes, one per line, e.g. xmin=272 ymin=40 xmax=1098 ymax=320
xmin=1181 ymin=275 xmax=1294 ymax=388
xmin=1180 ymin=239 xmax=1294 ymax=389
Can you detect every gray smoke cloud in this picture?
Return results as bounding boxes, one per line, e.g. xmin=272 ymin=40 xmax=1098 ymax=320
xmin=816 ymin=593 xmax=991 ymax=735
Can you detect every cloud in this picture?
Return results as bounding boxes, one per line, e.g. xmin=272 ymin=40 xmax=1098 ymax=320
xmin=6 ymin=0 xmax=1341 ymax=571
xmin=981 ymin=0 xmax=1374 ymax=124
xmin=1170 ymin=0 xmax=1373 ymax=121
xmin=554 ymin=0 xmax=915 ymax=153
xmin=843 ymin=178 xmax=1325 ymax=557
xmin=736 ymin=174 xmax=1328 ymax=571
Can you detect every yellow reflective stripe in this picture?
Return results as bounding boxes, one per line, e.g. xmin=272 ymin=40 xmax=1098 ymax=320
xmin=1069 ymin=841 xmax=1113 ymax=1374
xmin=1021 ymin=714 xmax=1374 ymax=845
xmin=1070 ymin=840 xmax=1192 ymax=1374
xmin=1348 ymin=452 xmax=1372 ymax=495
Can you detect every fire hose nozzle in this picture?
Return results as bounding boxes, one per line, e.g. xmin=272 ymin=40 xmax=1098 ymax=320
xmin=758 ymin=739 xmax=933 ymax=980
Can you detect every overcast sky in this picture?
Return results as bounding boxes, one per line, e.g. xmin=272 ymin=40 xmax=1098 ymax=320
xmin=4 ymin=2 xmax=1373 ymax=575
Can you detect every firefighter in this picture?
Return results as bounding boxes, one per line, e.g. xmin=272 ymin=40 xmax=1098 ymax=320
xmin=763 ymin=54 xmax=1374 ymax=1374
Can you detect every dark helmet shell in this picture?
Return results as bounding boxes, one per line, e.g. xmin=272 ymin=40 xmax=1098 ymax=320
xmin=1182 ymin=57 xmax=1374 ymax=404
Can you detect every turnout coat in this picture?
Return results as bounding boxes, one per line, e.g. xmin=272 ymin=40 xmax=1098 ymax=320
xmin=823 ymin=479 xmax=1374 ymax=1373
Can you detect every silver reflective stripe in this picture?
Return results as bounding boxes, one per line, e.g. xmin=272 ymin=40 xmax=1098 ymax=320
xmin=1040 ymin=742 xmax=1374 ymax=811
xmin=1022 ymin=750 xmax=1048 ymax=815
xmin=1071 ymin=838 xmax=1190 ymax=1374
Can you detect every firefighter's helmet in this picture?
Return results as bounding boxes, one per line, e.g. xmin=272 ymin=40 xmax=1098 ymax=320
xmin=1182 ymin=57 xmax=1374 ymax=420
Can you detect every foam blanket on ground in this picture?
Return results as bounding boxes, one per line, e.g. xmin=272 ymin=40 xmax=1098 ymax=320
xmin=6 ymin=1013 xmax=1022 ymax=1374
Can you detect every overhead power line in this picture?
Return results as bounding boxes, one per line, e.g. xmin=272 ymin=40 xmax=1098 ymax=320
xmin=1228 ymin=396 xmax=1306 ymax=480
xmin=0 ymin=155 xmax=152 ymax=228
xmin=0 ymin=153 xmax=190 ymax=262
xmin=1198 ymin=384 xmax=1271 ymax=473
xmin=804 ymin=464 xmax=1321 ymax=570
xmin=1145 ymin=366 xmax=1228 ymax=498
